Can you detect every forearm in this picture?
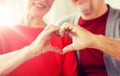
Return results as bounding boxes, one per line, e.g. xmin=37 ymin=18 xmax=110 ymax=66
xmin=0 ymin=25 xmax=60 ymax=76
xmin=94 ymin=35 xmax=120 ymax=61
xmin=0 ymin=46 xmax=38 ymax=75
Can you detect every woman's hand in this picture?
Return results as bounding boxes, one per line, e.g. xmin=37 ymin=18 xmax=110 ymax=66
xmin=29 ymin=24 xmax=62 ymax=56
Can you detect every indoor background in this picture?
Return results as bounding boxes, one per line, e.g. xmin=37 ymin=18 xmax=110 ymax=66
xmin=0 ymin=0 xmax=120 ymax=26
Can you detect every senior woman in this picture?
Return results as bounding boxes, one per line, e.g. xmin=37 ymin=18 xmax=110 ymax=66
xmin=0 ymin=0 xmax=78 ymax=76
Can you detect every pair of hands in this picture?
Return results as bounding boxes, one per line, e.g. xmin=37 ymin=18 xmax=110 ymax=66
xmin=30 ymin=22 xmax=97 ymax=55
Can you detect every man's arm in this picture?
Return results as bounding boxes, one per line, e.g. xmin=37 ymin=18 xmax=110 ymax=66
xmin=94 ymin=35 xmax=120 ymax=61
xmin=60 ymin=22 xmax=120 ymax=61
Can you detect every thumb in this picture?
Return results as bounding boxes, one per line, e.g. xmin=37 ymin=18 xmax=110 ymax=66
xmin=62 ymin=44 xmax=75 ymax=54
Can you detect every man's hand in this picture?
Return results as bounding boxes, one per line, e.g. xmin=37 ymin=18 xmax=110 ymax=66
xmin=60 ymin=22 xmax=97 ymax=54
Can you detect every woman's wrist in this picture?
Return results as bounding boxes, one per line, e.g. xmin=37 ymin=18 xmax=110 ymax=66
xmin=22 ymin=45 xmax=42 ymax=59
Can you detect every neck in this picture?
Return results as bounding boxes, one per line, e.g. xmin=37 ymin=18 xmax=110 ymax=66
xmin=24 ymin=16 xmax=46 ymax=28
xmin=81 ymin=4 xmax=108 ymax=20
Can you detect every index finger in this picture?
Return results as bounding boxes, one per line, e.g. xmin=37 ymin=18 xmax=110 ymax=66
xmin=59 ymin=22 xmax=74 ymax=36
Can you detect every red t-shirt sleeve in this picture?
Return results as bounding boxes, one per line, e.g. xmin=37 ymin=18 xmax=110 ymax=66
xmin=62 ymin=34 xmax=78 ymax=76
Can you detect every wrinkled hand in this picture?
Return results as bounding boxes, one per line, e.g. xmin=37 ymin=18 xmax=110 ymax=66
xmin=60 ymin=22 xmax=96 ymax=54
xmin=29 ymin=25 xmax=62 ymax=56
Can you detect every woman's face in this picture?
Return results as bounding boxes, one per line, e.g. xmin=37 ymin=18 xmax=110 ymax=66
xmin=28 ymin=0 xmax=54 ymax=17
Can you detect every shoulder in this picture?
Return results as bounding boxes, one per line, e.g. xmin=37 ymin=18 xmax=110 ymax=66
xmin=106 ymin=6 xmax=120 ymax=38
xmin=56 ymin=13 xmax=80 ymax=26
xmin=108 ymin=6 xmax=120 ymax=25
xmin=109 ymin=6 xmax=120 ymax=18
xmin=0 ymin=25 xmax=21 ymax=39
xmin=0 ymin=25 xmax=15 ymax=34
xmin=0 ymin=26 xmax=9 ymax=35
xmin=107 ymin=6 xmax=120 ymax=26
